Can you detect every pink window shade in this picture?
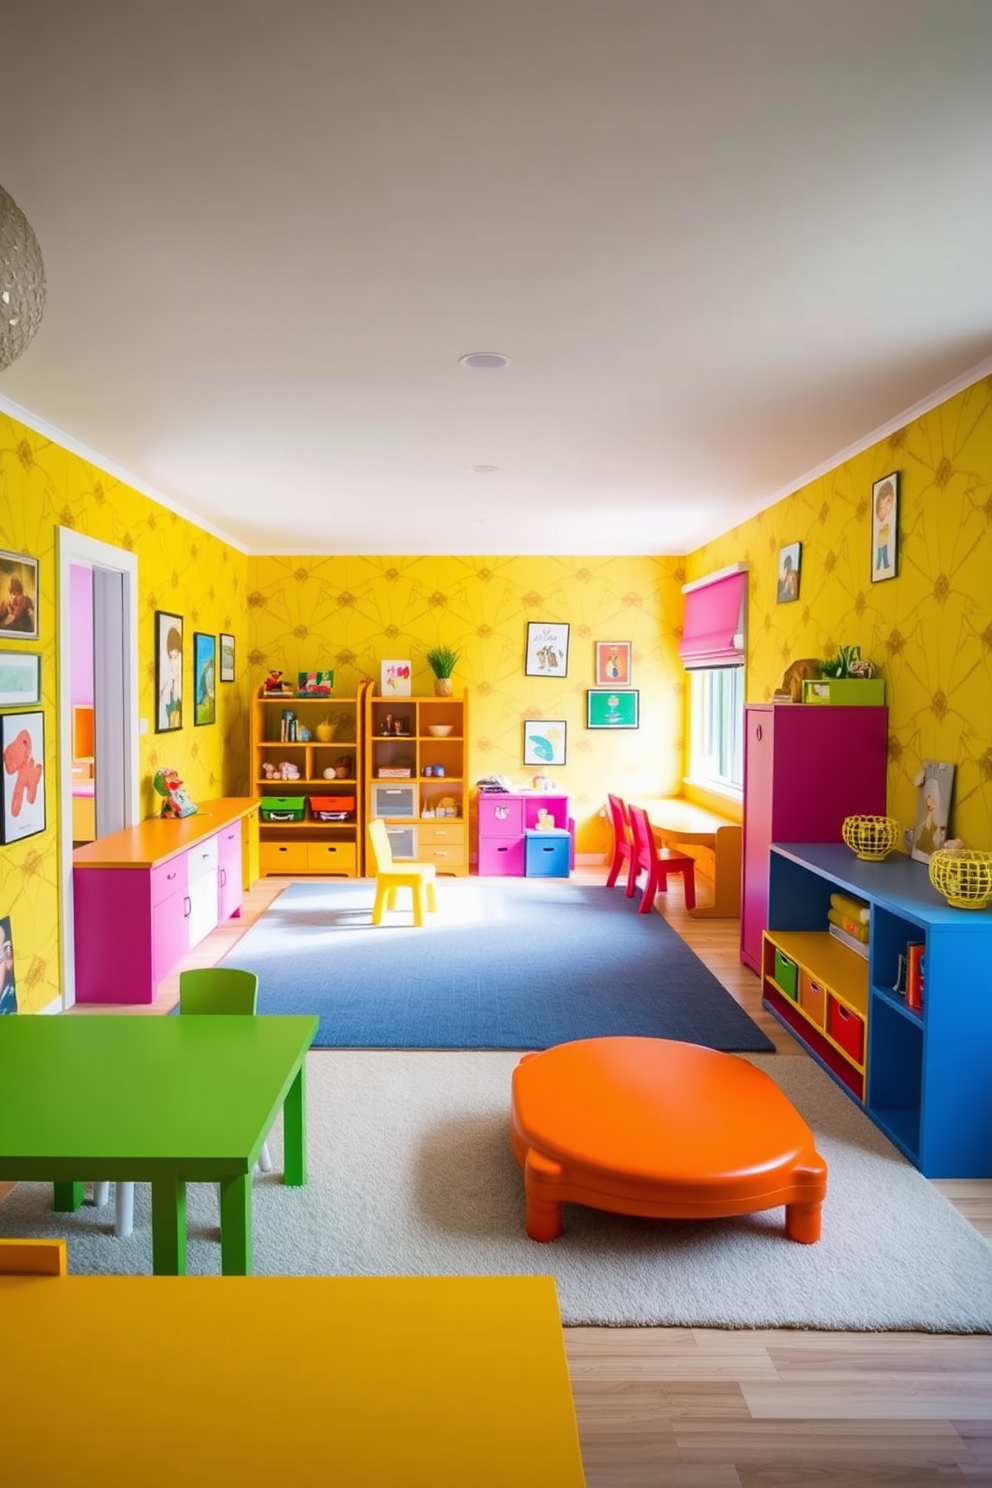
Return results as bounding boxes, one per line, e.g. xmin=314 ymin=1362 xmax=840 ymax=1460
xmin=678 ymin=570 xmax=747 ymax=669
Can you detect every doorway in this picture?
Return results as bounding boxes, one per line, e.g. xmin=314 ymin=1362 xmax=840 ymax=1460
xmin=57 ymin=529 xmax=139 ymax=1008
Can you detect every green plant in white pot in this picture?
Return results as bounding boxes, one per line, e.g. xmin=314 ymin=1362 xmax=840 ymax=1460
xmin=426 ymin=645 xmax=460 ymax=697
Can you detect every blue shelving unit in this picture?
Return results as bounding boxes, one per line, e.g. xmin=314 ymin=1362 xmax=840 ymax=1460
xmin=762 ymin=843 xmax=992 ymax=1178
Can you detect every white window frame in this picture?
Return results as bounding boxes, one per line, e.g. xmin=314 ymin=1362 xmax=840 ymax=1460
xmin=686 ymin=665 xmax=744 ymax=802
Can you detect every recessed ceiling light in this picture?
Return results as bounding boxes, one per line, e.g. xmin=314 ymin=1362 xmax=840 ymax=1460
xmin=471 ymin=464 xmax=500 ymax=474
xmin=458 ymin=352 xmax=511 ymax=370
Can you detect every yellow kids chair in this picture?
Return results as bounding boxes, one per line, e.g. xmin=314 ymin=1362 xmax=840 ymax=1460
xmin=92 ymin=966 xmax=272 ymax=1237
xmin=367 ymin=817 xmax=438 ymax=927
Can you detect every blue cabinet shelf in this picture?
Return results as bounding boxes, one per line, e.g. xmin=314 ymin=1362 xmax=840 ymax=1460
xmin=762 ymin=843 xmax=992 ymax=1179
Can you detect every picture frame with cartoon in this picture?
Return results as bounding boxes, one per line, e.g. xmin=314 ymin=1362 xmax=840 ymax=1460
xmin=1 ymin=710 xmax=45 ymax=844
xmin=871 ymin=471 xmax=899 ymax=583
xmin=525 ymin=623 xmax=569 ymax=677
xmin=155 ymin=611 xmax=184 ymax=733
xmin=193 ymin=632 xmax=216 ymax=726
xmin=594 ymin=641 xmax=631 ymax=687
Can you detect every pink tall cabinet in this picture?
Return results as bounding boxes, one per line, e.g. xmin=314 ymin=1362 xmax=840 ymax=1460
xmin=741 ymin=705 xmax=888 ymax=972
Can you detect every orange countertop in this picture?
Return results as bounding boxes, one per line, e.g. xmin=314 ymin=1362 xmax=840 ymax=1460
xmin=72 ymin=796 xmax=259 ymax=870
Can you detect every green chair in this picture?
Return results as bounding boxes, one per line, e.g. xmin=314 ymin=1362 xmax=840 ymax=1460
xmin=93 ymin=967 xmax=271 ymax=1237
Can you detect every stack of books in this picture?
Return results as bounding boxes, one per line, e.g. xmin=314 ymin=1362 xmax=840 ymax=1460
xmin=827 ymin=890 xmax=870 ymax=959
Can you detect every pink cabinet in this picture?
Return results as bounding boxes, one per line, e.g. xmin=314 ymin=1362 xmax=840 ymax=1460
xmin=740 ymin=705 xmax=888 ymax=973
xmin=476 ymin=792 xmax=572 ymax=876
xmin=217 ymin=822 xmax=244 ymax=923
xmin=73 ymin=802 xmax=254 ymax=1004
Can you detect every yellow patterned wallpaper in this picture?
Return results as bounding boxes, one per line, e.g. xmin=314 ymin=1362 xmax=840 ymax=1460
xmin=0 ymin=415 xmax=250 ymax=1011
xmin=244 ymin=554 xmax=688 ymax=859
xmin=686 ymin=376 xmax=992 ymax=852
xmin=2 ymin=370 xmax=991 ymax=1009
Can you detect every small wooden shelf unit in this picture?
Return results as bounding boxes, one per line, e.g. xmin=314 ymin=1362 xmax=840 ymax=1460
xmin=363 ymin=689 xmax=469 ymax=875
xmin=251 ymin=680 xmax=371 ymax=878
xmin=762 ymin=842 xmax=992 ymax=1178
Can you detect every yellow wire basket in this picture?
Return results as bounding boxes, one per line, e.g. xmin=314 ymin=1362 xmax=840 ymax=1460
xmin=928 ymin=848 xmax=992 ymax=910
xmin=841 ymin=815 xmax=900 ymax=861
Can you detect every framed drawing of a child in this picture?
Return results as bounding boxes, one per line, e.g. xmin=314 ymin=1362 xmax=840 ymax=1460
xmin=871 ymin=472 xmax=899 ymax=583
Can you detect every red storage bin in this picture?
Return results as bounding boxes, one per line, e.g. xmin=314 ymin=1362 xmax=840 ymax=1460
xmin=309 ymin=796 xmax=355 ymax=820
xmin=827 ymin=996 xmax=865 ymax=1064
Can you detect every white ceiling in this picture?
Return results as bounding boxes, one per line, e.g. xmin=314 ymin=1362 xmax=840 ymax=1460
xmin=2 ymin=0 xmax=992 ymax=557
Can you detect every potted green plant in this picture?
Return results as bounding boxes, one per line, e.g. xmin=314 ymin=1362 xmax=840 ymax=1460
xmin=425 ymin=645 xmax=460 ymax=697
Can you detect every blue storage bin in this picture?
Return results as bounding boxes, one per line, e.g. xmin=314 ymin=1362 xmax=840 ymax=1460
xmin=524 ymin=829 xmax=571 ymax=878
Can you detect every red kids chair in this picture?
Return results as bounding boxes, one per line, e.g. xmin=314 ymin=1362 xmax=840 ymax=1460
xmin=627 ymin=804 xmax=696 ymax=914
xmin=605 ymin=794 xmax=635 ymax=890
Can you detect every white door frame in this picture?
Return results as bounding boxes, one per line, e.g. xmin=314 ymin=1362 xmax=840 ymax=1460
xmin=57 ymin=528 xmax=139 ymax=1009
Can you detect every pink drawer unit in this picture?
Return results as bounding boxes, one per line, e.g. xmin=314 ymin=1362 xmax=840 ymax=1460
xmin=477 ymin=795 xmax=525 ymax=838
xmin=478 ymin=837 xmax=527 ymax=877
xmin=150 ymin=854 xmax=188 ymax=906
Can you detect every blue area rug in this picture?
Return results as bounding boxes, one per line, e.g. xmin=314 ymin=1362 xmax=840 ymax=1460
xmin=225 ymin=878 xmax=773 ymax=1051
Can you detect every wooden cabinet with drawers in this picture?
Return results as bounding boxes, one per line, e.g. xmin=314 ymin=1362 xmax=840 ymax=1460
xmin=363 ymin=690 xmax=469 ymax=875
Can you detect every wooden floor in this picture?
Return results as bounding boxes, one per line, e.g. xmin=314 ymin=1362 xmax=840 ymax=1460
xmin=14 ymin=867 xmax=992 ymax=1485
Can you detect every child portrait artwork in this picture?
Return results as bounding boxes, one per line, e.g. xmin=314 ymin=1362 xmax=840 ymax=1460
xmin=595 ymin=641 xmax=632 ymax=687
xmin=776 ymin=542 xmax=801 ymax=604
xmin=911 ymin=759 xmax=954 ymax=864
xmin=871 ymin=471 xmax=899 ymax=583
xmin=0 ymin=549 xmax=39 ymax=640
xmin=156 ymin=611 xmax=184 ymax=732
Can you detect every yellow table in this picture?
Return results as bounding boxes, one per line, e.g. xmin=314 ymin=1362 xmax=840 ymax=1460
xmin=0 ymin=1272 xmax=586 ymax=1487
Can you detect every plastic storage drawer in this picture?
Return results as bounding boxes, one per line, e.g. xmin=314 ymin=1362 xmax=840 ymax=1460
xmin=827 ymin=997 xmax=865 ymax=1064
xmin=798 ymin=971 xmax=827 ymax=1027
xmin=524 ymin=829 xmax=571 ymax=878
xmin=773 ymin=947 xmax=799 ymax=1000
xmin=260 ymin=796 xmax=306 ymax=822
xmin=309 ymin=795 xmax=356 ymax=820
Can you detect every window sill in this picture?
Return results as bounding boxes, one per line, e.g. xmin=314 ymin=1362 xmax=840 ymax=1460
xmin=682 ymin=776 xmax=743 ymax=807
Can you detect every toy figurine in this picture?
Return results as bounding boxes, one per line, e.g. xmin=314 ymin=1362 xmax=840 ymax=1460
xmin=153 ymin=767 xmax=198 ymax=819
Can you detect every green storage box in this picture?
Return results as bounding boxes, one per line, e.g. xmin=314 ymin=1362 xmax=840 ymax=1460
xmin=260 ymin=795 xmax=306 ymax=822
xmin=773 ymin=947 xmax=799 ymax=1000
xmin=801 ymin=678 xmax=885 ymax=706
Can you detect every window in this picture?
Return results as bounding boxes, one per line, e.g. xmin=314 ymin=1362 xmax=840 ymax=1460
xmin=688 ymin=666 xmax=744 ymax=796
xmin=679 ymin=564 xmax=747 ymax=799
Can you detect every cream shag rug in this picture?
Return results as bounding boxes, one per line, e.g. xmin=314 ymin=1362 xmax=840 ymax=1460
xmin=2 ymin=1050 xmax=990 ymax=1331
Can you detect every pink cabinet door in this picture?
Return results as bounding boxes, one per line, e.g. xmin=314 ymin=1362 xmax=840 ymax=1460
xmin=217 ymin=824 xmax=243 ymax=921
xmin=152 ymin=885 xmax=191 ymax=988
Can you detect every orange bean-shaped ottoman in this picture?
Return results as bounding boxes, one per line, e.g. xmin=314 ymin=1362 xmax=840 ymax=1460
xmin=510 ymin=1037 xmax=827 ymax=1244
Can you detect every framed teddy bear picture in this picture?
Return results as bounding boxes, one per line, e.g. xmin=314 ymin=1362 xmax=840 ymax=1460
xmin=1 ymin=710 xmax=46 ymax=844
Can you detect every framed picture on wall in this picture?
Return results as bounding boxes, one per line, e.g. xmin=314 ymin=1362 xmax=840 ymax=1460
xmin=0 ymin=915 xmax=17 ymax=1014
xmin=0 ymin=650 xmax=41 ymax=707
xmin=587 ymin=688 xmax=639 ymax=729
xmin=219 ymin=633 xmax=235 ymax=683
xmin=871 ymin=471 xmax=899 ymax=583
xmin=0 ymin=548 xmax=39 ymax=640
xmin=911 ymin=759 xmax=955 ymax=863
xmin=193 ymin=632 xmax=216 ymax=726
xmin=0 ymin=710 xmax=45 ymax=844
xmin=523 ymin=719 xmax=567 ymax=766
xmin=594 ymin=641 xmax=631 ymax=687
xmin=525 ymin=622 xmax=569 ymax=677
xmin=776 ymin=542 xmax=801 ymax=603
xmin=155 ymin=611 xmax=184 ymax=732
